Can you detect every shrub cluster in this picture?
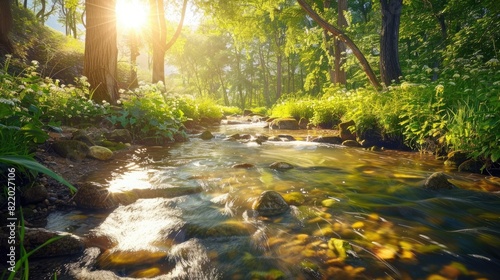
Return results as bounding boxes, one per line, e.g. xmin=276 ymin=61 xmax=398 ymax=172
xmin=271 ymin=55 xmax=500 ymax=166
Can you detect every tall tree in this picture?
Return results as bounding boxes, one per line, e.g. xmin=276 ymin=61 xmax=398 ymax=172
xmin=84 ymin=0 xmax=118 ymax=103
xmin=35 ymin=0 xmax=58 ymax=24
xmin=379 ymin=0 xmax=402 ymax=85
xmin=0 ymin=0 xmax=14 ymax=56
xmin=150 ymin=0 xmax=188 ymax=84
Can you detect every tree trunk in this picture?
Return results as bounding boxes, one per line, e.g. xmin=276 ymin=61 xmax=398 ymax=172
xmin=84 ymin=0 xmax=118 ymax=104
xmin=334 ymin=0 xmax=347 ymax=84
xmin=297 ymin=0 xmax=381 ymax=89
xmin=129 ymin=30 xmax=139 ymax=89
xmin=276 ymin=53 xmax=282 ymax=100
xmin=380 ymin=0 xmax=403 ymax=85
xmin=150 ymin=0 xmax=188 ymax=84
xmin=149 ymin=0 xmax=166 ymax=84
xmin=258 ymin=45 xmax=271 ymax=106
xmin=0 ymin=0 xmax=13 ymax=56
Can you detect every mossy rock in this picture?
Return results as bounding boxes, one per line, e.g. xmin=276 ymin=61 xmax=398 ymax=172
xmin=72 ymin=130 xmax=95 ymax=146
xmin=52 ymin=140 xmax=90 ymax=161
xmin=88 ymin=146 xmax=114 ymax=160
xmin=339 ymin=120 xmax=356 ymax=141
xmin=269 ymin=161 xmax=294 ymax=170
xmin=282 ymin=192 xmax=305 ymax=206
xmin=100 ymin=140 xmax=128 ymax=151
xmin=23 ymin=228 xmax=84 ymax=258
xmin=270 ymin=118 xmax=300 ymax=130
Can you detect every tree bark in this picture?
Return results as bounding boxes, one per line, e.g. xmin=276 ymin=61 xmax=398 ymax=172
xmin=380 ymin=0 xmax=403 ymax=85
xmin=0 ymin=0 xmax=14 ymax=56
xmin=297 ymin=0 xmax=381 ymax=89
xmin=84 ymin=0 xmax=118 ymax=104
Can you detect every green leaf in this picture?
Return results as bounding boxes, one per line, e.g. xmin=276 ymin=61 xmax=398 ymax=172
xmin=0 ymin=155 xmax=77 ymax=193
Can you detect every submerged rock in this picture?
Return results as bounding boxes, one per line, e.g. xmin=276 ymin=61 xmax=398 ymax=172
xmin=252 ymin=190 xmax=290 ymax=216
xmin=200 ymin=130 xmax=214 ymax=140
xmin=282 ymin=192 xmax=305 ymax=206
xmin=52 ymin=139 xmax=90 ymax=161
xmin=423 ymin=172 xmax=454 ymax=190
xmin=73 ymin=182 xmax=203 ymax=210
xmin=88 ymin=146 xmax=114 ymax=160
xmin=269 ymin=161 xmax=294 ymax=170
xmin=232 ymin=163 xmax=255 ymax=169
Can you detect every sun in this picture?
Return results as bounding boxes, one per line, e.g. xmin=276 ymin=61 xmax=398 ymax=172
xmin=116 ymin=0 xmax=149 ymax=31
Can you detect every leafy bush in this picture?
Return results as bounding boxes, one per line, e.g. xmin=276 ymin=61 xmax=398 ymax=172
xmin=108 ymin=82 xmax=187 ymax=142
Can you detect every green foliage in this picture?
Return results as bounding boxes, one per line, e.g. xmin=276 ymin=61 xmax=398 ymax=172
xmin=109 ymin=83 xmax=187 ymax=142
xmin=0 ymin=56 xmax=100 ymax=191
xmin=220 ymin=106 xmax=242 ymax=116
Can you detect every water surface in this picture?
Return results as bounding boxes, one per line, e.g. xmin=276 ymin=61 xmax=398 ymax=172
xmin=47 ymin=122 xmax=500 ymax=279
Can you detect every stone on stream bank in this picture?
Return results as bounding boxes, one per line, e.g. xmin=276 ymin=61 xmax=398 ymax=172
xmin=0 ymin=227 xmax=84 ymax=258
xmin=73 ymin=182 xmax=203 ymax=209
xmin=269 ymin=118 xmax=300 ymax=130
xmin=88 ymin=146 xmax=114 ymax=160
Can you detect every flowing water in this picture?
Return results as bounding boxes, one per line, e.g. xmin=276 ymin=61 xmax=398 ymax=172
xmin=45 ymin=121 xmax=500 ymax=279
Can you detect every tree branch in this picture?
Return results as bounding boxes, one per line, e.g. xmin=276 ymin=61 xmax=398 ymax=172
xmin=296 ymin=0 xmax=381 ymax=89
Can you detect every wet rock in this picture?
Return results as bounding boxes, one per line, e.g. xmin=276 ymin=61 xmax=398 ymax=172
xmin=74 ymin=182 xmax=203 ymax=210
xmin=311 ymin=136 xmax=342 ymax=144
xmin=458 ymin=159 xmax=485 ymax=174
xmin=299 ymin=117 xmax=309 ymax=129
xmin=243 ymin=109 xmax=253 ymax=116
xmin=232 ymin=163 xmax=255 ymax=169
xmin=423 ymin=172 xmax=454 ymax=190
xmin=339 ymin=120 xmax=356 ymax=141
xmin=104 ymin=129 xmax=132 ymax=143
xmin=88 ymin=146 xmax=114 ymax=160
xmin=252 ymin=191 xmax=290 ymax=216
xmin=444 ymin=151 xmax=468 ymax=167
xmin=72 ymin=130 xmax=96 ymax=146
xmin=270 ymin=118 xmax=300 ymax=130
xmin=52 ymin=139 xmax=90 ymax=161
xmin=255 ymin=134 xmax=269 ymax=143
xmin=278 ymin=134 xmax=296 ymax=141
xmin=23 ymin=228 xmax=84 ymax=258
xmin=200 ymin=130 xmax=214 ymax=140
xmin=269 ymin=161 xmax=294 ymax=170
xmin=21 ymin=183 xmax=48 ymax=204
xmin=342 ymin=140 xmax=361 ymax=147
xmin=73 ymin=182 xmax=137 ymax=209
xmin=134 ymin=187 xmax=203 ymax=199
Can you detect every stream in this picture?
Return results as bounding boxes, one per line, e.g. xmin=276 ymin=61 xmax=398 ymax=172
xmin=44 ymin=121 xmax=500 ymax=279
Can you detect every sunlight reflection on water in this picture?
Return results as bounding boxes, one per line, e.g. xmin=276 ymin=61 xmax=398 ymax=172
xmin=49 ymin=122 xmax=500 ymax=279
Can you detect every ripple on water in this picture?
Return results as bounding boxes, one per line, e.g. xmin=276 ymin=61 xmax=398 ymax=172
xmin=58 ymin=123 xmax=500 ymax=279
